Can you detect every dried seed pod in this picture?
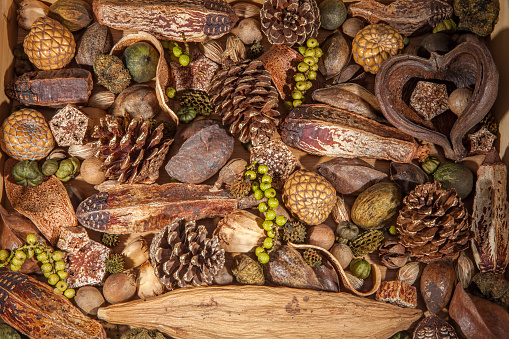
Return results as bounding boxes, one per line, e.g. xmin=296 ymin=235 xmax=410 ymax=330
xmin=137 ymin=261 xmax=164 ymax=299
xmin=331 ymin=196 xmax=350 ymax=224
xmin=397 ymin=262 xmax=420 ymax=286
xmin=344 ymin=271 xmax=364 ymax=290
xmin=379 ymin=240 xmax=409 ymax=269
xmin=68 ymin=143 xmax=99 ymax=161
xmin=232 ymin=18 xmax=262 ymax=45
xmin=330 ymin=243 xmax=354 ymax=269
xmin=210 ymin=158 xmax=248 ymax=192
xmin=455 ymin=251 xmax=474 ymax=289
xmin=223 ymin=36 xmax=247 ymax=63
xmin=335 ymin=222 xmax=359 ymax=243
xmin=232 ymin=2 xmax=260 ymax=18
xmin=306 ymin=224 xmax=335 ymax=250
xmin=122 ymin=236 xmax=149 ymax=269
xmin=17 ymin=0 xmax=49 ymax=31
xmin=88 ymin=90 xmax=115 ymax=110
xmin=232 ymin=254 xmax=265 ymax=285
xmin=214 ymin=210 xmax=266 ymax=253
xmin=199 ymin=40 xmax=223 ymax=64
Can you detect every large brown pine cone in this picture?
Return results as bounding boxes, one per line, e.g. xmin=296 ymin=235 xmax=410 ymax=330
xmin=149 ymin=218 xmax=225 ymax=290
xmin=92 ymin=115 xmax=172 ymax=184
xmin=260 ymin=0 xmax=320 ymax=46
xmin=397 ymin=182 xmax=472 ymax=263
xmin=209 ymin=59 xmax=280 ymax=146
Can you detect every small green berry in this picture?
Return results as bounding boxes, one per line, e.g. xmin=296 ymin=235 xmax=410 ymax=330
xmin=179 ymin=54 xmax=190 ymax=66
xmin=245 ymin=170 xmax=257 ymax=180
xmin=304 ymin=56 xmax=315 ymax=66
xmin=254 ymin=189 xmax=264 ymax=200
xmin=261 ymin=174 xmax=272 ymax=184
xmin=15 ymin=250 xmax=26 ymax=261
xmin=263 ymin=237 xmax=273 ymax=249
xmin=172 ymin=46 xmax=182 ymax=57
xmin=48 ymin=274 xmax=60 ymax=285
xmin=267 ymin=229 xmax=276 ymax=238
xmin=54 ymin=260 xmax=65 ymax=271
xmin=307 ymin=38 xmax=318 ymax=48
xmin=293 ymin=100 xmax=303 ymax=107
xmin=313 ymin=56 xmax=319 ymax=64
xmin=57 ymin=270 xmax=68 ymax=280
xmin=389 ymin=225 xmax=398 ymax=235
xmin=26 ymin=233 xmax=38 ymax=245
xmin=258 ymin=202 xmax=268 ymax=213
xmin=305 ymin=81 xmax=312 ymax=90
xmin=251 ymin=181 xmax=260 ymax=191
xmin=64 ymin=288 xmax=76 ymax=299
xmin=284 ymin=101 xmax=294 ymax=109
xmin=304 ymin=48 xmax=315 ymax=57
xmin=258 ymin=165 xmax=269 ymax=174
xmin=294 ymin=73 xmax=306 ymax=82
xmin=298 ymin=46 xmax=307 ymax=55
xmin=10 ymin=264 xmax=21 ymax=272
xmin=268 ymin=197 xmax=279 ymax=208
xmin=262 ymin=220 xmax=274 ymax=231
xmin=310 ymin=63 xmax=319 ymax=71
xmin=11 ymin=257 xmax=24 ymax=267
xmin=53 ymin=287 xmax=64 ymax=295
xmin=276 ymin=215 xmax=288 ymax=226
xmin=307 ymin=70 xmax=317 ymax=80
xmin=52 ymin=251 xmax=64 ymax=261
xmin=0 ymin=249 xmax=9 ymax=261
xmin=26 ymin=249 xmax=34 ymax=259
xmin=34 ymin=248 xmax=43 ymax=254
xmin=266 ymin=209 xmax=276 ymax=221
xmin=314 ymin=47 xmax=323 ymax=58
xmin=297 ymin=62 xmax=309 ymax=72
xmin=165 ymin=87 xmax=176 ymax=99
xmin=264 ymin=188 xmax=276 ymax=198
xmin=296 ymin=81 xmax=307 ymax=91
xmin=260 ymin=182 xmax=271 ymax=191
xmin=44 ymin=271 xmax=52 ymax=278
xmin=292 ymin=89 xmax=303 ymax=100
xmin=258 ymin=252 xmax=270 ymax=264
xmin=56 ymin=280 xmax=67 ymax=292
xmin=255 ymin=247 xmax=265 ymax=256
xmin=41 ymin=263 xmax=53 ymax=273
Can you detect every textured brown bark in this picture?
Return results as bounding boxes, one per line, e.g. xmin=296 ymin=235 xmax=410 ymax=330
xmin=5 ymin=68 xmax=93 ymax=107
xmin=280 ymin=104 xmax=423 ymax=163
xmin=97 ymin=285 xmax=422 ymax=339
xmin=0 ymin=271 xmax=106 ymax=339
xmin=76 ymin=183 xmax=239 ymax=234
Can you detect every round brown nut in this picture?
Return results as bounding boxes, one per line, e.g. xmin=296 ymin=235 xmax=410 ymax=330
xmin=448 ymin=87 xmax=472 ymax=116
xmin=75 ymin=286 xmax=105 ymax=315
xmin=103 ymin=273 xmax=136 ymax=304
xmin=306 ymin=224 xmax=335 ymax=250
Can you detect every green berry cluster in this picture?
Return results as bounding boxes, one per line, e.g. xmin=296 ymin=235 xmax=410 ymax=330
xmin=287 ymin=38 xmax=322 ymax=108
xmin=160 ymin=37 xmax=191 ymax=67
xmin=0 ymin=234 xmax=75 ymax=298
xmin=244 ymin=163 xmax=288 ymax=264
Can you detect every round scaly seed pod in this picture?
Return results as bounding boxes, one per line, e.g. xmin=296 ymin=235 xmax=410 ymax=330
xmin=0 ymin=108 xmax=55 ymax=161
xmin=352 ymin=23 xmax=404 ymax=74
xmin=283 ymin=170 xmax=337 ymax=226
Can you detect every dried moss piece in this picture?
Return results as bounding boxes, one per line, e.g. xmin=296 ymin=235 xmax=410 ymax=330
xmin=179 ymin=90 xmax=213 ymax=116
xmin=453 ymin=0 xmax=499 ymax=37
xmin=93 ymin=54 xmax=131 ymax=94
xmin=229 ymin=176 xmax=251 ymax=199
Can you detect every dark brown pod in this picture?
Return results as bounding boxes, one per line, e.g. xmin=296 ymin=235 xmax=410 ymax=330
xmin=390 ymin=162 xmax=429 ymax=195
xmin=317 ymin=32 xmax=350 ymax=80
xmin=413 ymin=314 xmax=458 ymax=339
xmin=420 ymin=260 xmax=456 ymax=313
xmin=375 ymin=36 xmax=498 ymax=160
xmin=317 ymin=157 xmax=387 ymax=195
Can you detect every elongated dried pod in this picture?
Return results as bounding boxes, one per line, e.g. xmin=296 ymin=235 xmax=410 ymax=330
xmin=88 ymin=90 xmax=115 ymax=110
xmin=455 ymin=251 xmax=474 ymax=289
xmin=331 ymin=196 xmax=350 ymax=224
xmin=0 ymin=271 xmax=106 ymax=338
xmin=288 ymin=242 xmax=381 ymax=297
xmin=312 ymin=85 xmax=380 ymax=120
xmin=471 ymin=150 xmax=509 ymax=274
xmin=281 ymin=104 xmax=428 ymax=163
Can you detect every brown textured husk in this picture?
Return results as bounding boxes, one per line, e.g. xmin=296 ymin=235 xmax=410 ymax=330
xmin=280 ymin=104 xmax=425 ymax=163
xmin=76 ymin=183 xmax=239 ymax=234
xmin=420 ymin=260 xmax=456 ymax=314
xmin=109 ymin=32 xmax=177 ymax=124
xmin=4 ymin=158 xmax=77 ymax=245
xmin=375 ymin=36 xmax=499 ymax=160
xmin=5 ymin=68 xmax=93 ymax=107
xmin=94 ymin=0 xmax=238 ymax=42
xmin=97 ymin=285 xmax=422 ymax=339
xmin=0 ymin=271 xmax=107 ymax=339
xmin=471 ymin=150 xmax=509 ymax=274
xmin=348 ymin=0 xmax=453 ymax=36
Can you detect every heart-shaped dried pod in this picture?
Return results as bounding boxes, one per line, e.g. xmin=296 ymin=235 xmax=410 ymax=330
xmin=375 ymin=36 xmax=498 ymax=160
xmin=420 ymin=260 xmax=456 ymax=313
xmin=390 ymin=162 xmax=429 ymax=195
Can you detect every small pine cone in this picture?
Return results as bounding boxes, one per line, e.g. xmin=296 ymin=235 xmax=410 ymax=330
xmin=349 ymin=230 xmax=384 ymax=257
xmin=92 ymin=115 xmax=173 ymax=184
xmin=105 ymin=253 xmax=125 ymax=274
xmin=260 ymin=0 xmax=320 ymax=46
xmin=229 ymin=176 xmax=252 ymax=198
xmin=303 ymin=248 xmax=322 ymax=267
xmin=179 ymin=90 xmax=213 ymax=116
xmin=209 ymin=60 xmax=280 ymax=147
xmin=281 ymin=221 xmax=307 ymax=243
xmin=397 ymin=182 xmax=472 ymax=263
xmin=102 ymin=233 xmax=119 ymax=247
xmin=149 ymin=218 xmax=225 ymax=290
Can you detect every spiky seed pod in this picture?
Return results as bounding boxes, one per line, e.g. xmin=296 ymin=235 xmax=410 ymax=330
xmin=105 ymin=253 xmax=125 ymax=274
xmin=179 ymin=90 xmax=213 ymax=116
xmin=209 ymin=59 xmax=280 ymax=147
xmin=260 ymin=0 xmax=320 ymax=46
xmin=102 ymin=233 xmax=120 ymax=247
xmin=280 ymin=221 xmax=307 ymax=243
xmin=149 ymin=218 xmax=225 ymax=290
xmin=92 ymin=115 xmax=173 ymax=184
xmin=229 ymin=176 xmax=252 ymax=199
xmin=349 ymin=230 xmax=384 ymax=257
xmin=303 ymin=248 xmax=322 ymax=267
xmin=397 ymin=182 xmax=471 ymax=263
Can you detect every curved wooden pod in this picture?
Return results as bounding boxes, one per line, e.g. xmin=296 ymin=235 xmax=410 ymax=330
xmin=375 ymin=36 xmax=499 ymax=160
xmin=98 ymin=285 xmax=422 ymax=339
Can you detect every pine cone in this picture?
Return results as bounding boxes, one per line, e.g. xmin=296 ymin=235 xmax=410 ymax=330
xmin=260 ymin=0 xmax=320 ymax=46
xmin=149 ymin=218 xmax=225 ymax=290
xmin=209 ymin=60 xmax=280 ymax=146
xmin=280 ymin=221 xmax=307 ymax=243
xmin=92 ymin=115 xmax=173 ymax=184
xmin=397 ymin=182 xmax=472 ymax=263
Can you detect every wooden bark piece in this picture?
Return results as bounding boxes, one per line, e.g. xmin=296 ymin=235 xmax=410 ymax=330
xmin=97 ymin=285 xmax=422 ymax=339
xmin=375 ymin=37 xmax=499 ymax=160
xmin=94 ymin=0 xmax=238 ymax=42
xmin=4 ymin=159 xmax=77 ymax=246
xmin=348 ymin=0 xmax=453 ymax=36
xmin=280 ymin=104 xmax=425 ymax=163
xmin=0 ymin=271 xmax=107 ymax=339
xmin=76 ymin=183 xmax=239 ymax=234
xmin=5 ymin=68 xmax=93 ymax=107
xmin=471 ymin=150 xmax=509 ymax=274
xmin=110 ymin=32 xmax=177 ymax=124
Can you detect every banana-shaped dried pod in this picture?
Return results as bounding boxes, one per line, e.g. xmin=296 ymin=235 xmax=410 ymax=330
xmin=312 ymin=86 xmax=379 ymax=120
xmin=334 ymin=83 xmax=381 ymax=111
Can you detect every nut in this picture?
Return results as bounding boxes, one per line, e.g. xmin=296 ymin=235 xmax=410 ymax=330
xmin=397 ymin=262 xmax=420 ymax=286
